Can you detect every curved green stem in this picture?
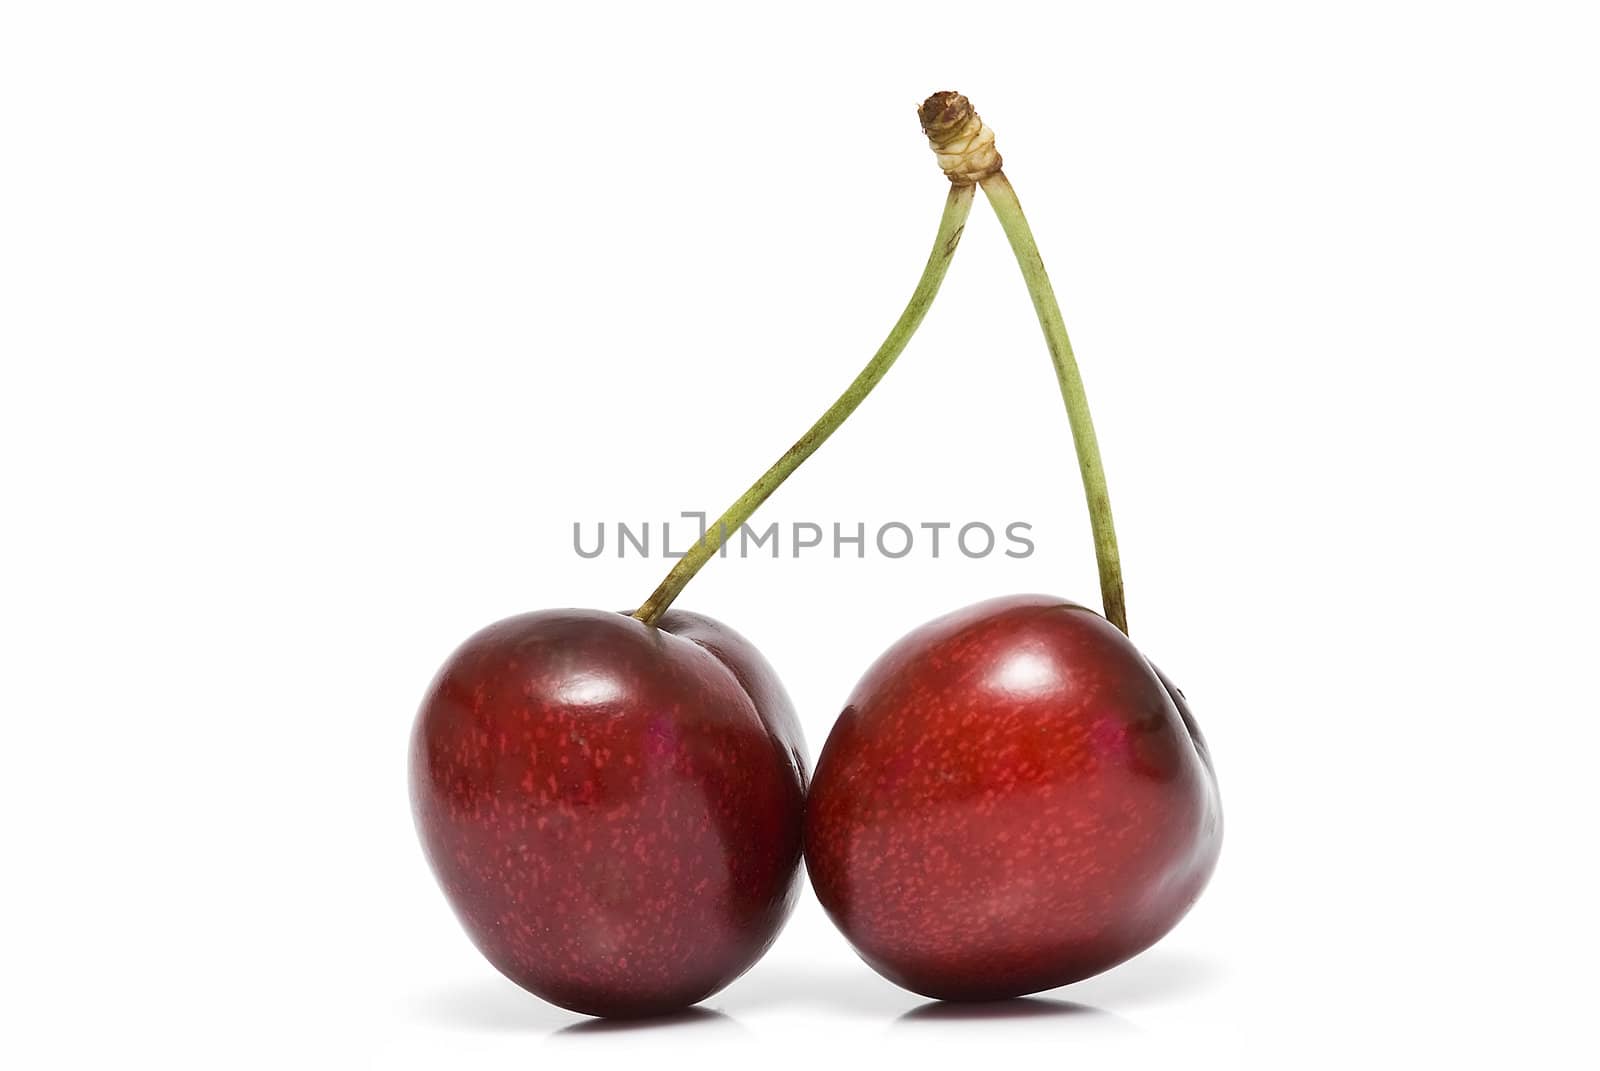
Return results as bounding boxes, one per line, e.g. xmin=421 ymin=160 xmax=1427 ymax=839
xmin=979 ymin=173 xmax=1127 ymax=634
xmin=632 ymin=184 xmax=976 ymax=625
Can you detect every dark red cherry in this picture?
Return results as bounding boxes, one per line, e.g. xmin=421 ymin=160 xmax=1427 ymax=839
xmin=804 ymin=593 xmax=1220 ymax=1001
xmin=410 ymin=607 xmax=807 ymax=1018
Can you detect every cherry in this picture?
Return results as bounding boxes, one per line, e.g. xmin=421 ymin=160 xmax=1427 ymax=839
xmin=803 ymin=94 xmax=1222 ymax=1000
xmin=410 ymin=608 xmax=805 ymax=1017
xmin=409 ymin=159 xmax=977 ymax=1017
xmin=804 ymin=594 xmax=1220 ymax=1000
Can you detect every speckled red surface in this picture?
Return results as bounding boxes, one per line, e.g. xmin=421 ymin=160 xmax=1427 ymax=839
xmin=410 ymin=608 xmax=807 ymax=1017
xmin=805 ymin=594 xmax=1221 ymax=1000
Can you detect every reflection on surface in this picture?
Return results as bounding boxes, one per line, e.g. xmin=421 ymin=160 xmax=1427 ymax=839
xmin=405 ymin=952 xmax=1220 ymax=1036
xmin=552 ymin=1007 xmax=740 ymax=1037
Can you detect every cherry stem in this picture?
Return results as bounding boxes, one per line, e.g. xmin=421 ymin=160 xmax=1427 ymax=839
xmin=978 ymin=172 xmax=1128 ymax=634
xmin=631 ymin=184 xmax=977 ymax=626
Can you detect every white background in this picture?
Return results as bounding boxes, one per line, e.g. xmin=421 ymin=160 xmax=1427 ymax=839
xmin=3 ymin=2 xmax=1598 ymax=1067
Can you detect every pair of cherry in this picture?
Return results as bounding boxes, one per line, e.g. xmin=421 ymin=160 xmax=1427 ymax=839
xmin=409 ymin=93 xmax=1221 ymax=1019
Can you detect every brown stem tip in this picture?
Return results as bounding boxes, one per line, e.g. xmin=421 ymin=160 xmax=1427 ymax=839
xmin=918 ymin=91 xmax=1002 ymax=185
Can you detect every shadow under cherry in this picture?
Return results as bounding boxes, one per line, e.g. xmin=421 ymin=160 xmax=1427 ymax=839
xmin=552 ymin=1007 xmax=742 ymax=1037
xmin=897 ymin=996 xmax=1108 ymax=1023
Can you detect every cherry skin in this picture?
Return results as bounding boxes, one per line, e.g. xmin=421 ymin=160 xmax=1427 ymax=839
xmin=804 ymin=593 xmax=1220 ymax=1001
xmin=410 ymin=607 xmax=807 ymax=1018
